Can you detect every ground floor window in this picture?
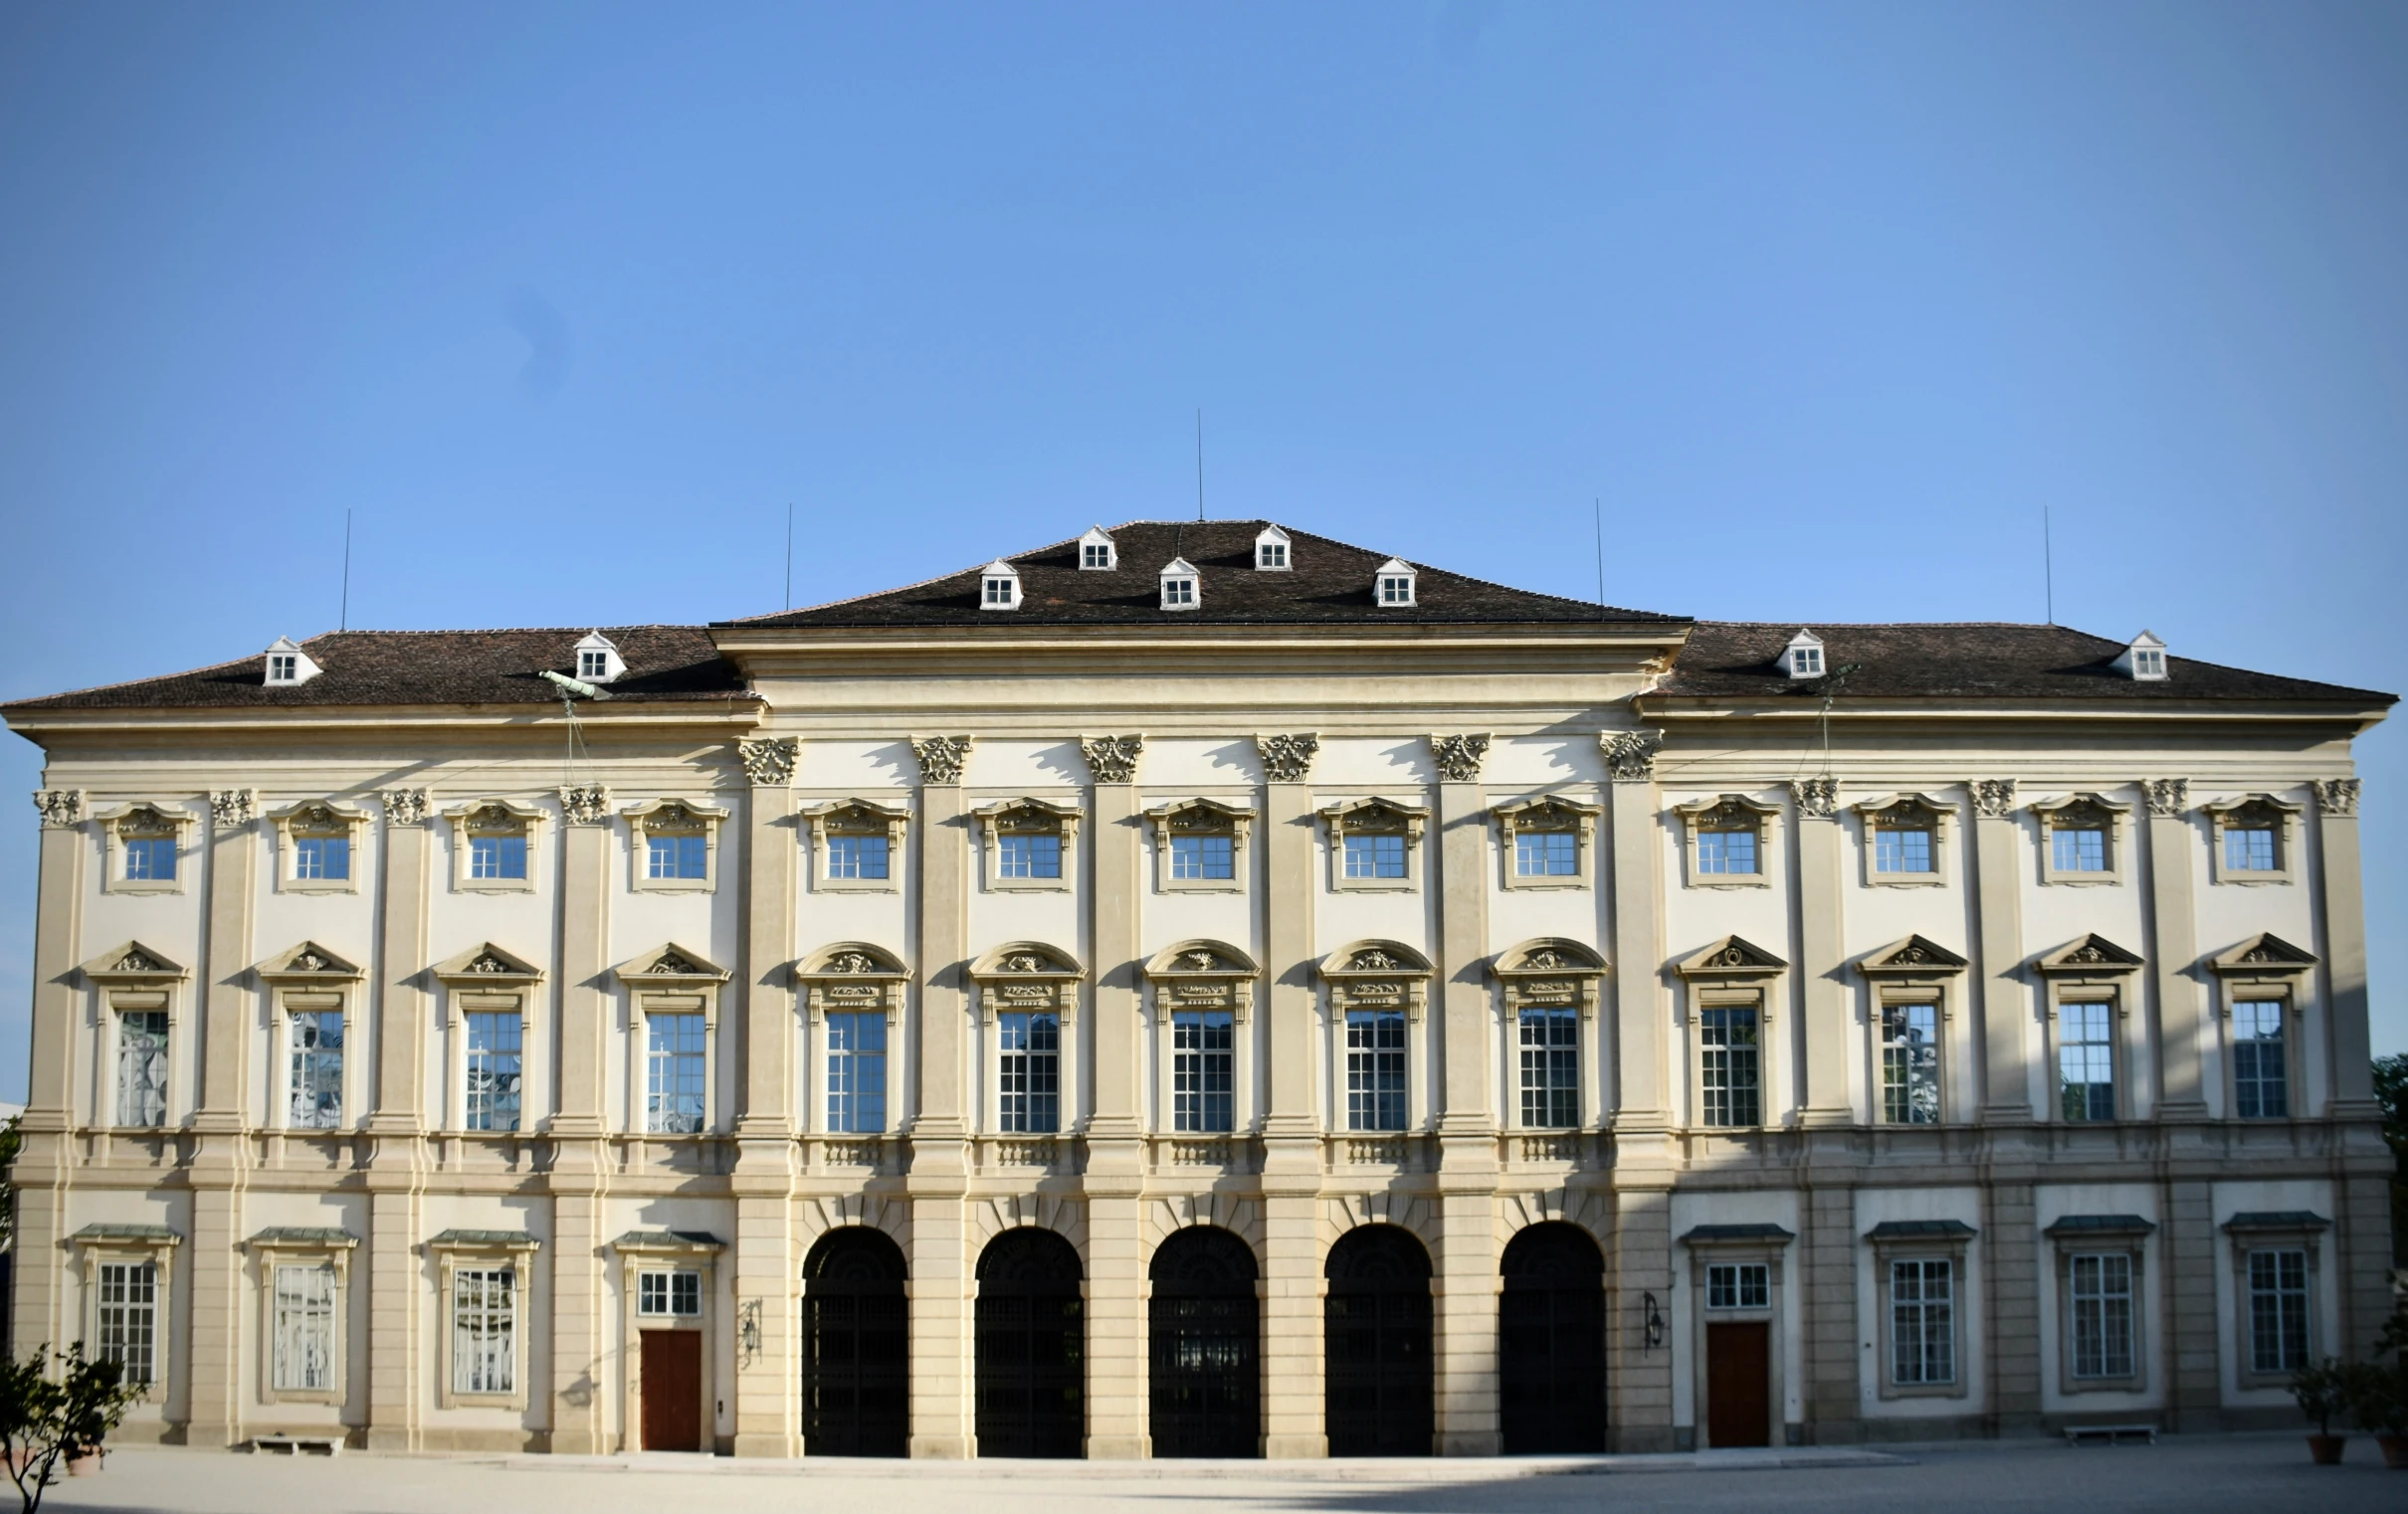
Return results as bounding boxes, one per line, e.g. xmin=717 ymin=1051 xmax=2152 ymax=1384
xmin=1706 ymin=1261 xmax=1770 ymax=1310
xmin=638 ymin=1269 xmax=702 ymax=1318
xmin=2247 ymin=1248 xmax=2310 ymax=1375
xmin=1890 ymin=1259 xmax=1954 ymax=1387
xmin=272 ymin=1262 xmax=338 ymax=1391
xmin=97 ymin=1260 xmax=159 ymax=1386
xmin=2069 ymin=1252 xmax=2134 ymax=1380
xmin=453 ymin=1267 xmax=516 ymax=1396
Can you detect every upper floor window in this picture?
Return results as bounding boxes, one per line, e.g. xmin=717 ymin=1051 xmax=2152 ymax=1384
xmin=1084 ymin=544 xmax=1110 ymax=568
xmin=830 ymin=833 xmax=888 ymax=878
xmin=1516 ymin=1007 xmax=1578 ymax=1128
xmin=2053 ymin=824 xmax=2106 ymax=873
xmin=1079 ymin=525 xmax=1116 ymax=569
xmin=1855 ymin=793 xmax=1949 ymax=885
xmin=1782 ymin=629 xmax=1825 ymax=679
xmin=2113 ymin=631 xmax=2168 ymax=681
xmin=826 ymin=1011 xmax=888 ymax=1134
xmin=578 ymin=651 xmax=608 ymax=679
xmin=116 ymin=1010 xmax=169 ymax=1127
xmin=1881 ymin=1002 xmax=1939 ymax=1124
xmin=465 ymin=1012 xmax=522 ymax=1133
xmin=1374 ymin=557 xmax=1417 ymax=606
xmin=1159 ymin=556 xmax=1200 ymax=610
xmin=997 ymin=1012 xmax=1061 ymax=1133
xmin=1344 ymin=1010 xmax=1407 ymax=1131
xmin=1517 ymin=831 xmax=1577 ymax=876
xmin=979 ymin=560 xmax=1023 ymax=611
xmin=269 ymin=654 xmax=300 ymax=682
xmin=1495 ymin=795 xmax=1600 ymax=891
xmin=1172 ymin=1011 xmax=1235 ymax=1133
xmin=975 ymin=799 xmax=1079 ymax=892
xmin=2207 ymin=795 xmax=2299 ymax=884
xmin=1001 ymin=832 xmax=1061 ymax=878
xmin=295 ymin=834 xmax=350 ymax=881
xmin=1698 ymin=1006 xmax=1761 ymax=1127
xmin=448 ymin=800 xmax=539 ymax=892
xmin=1173 ymin=831 xmax=1233 ymax=879
xmin=2232 ymin=1000 xmax=2289 ymax=1118
xmin=2057 ymin=1000 xmax=2116 ymax=1121
xmin=646 ymin=1013 xmax=706 ymax=1134
xmin=1344 ymin=832 xmax=1406 ymax=878
xmin=275 ymin=800 xmax=362 ymax=891
xmin=288 ymin=1010 xmax=344 ymax=1129
xmin=649 ymin=832 xmax=705 ymax=878
xmin=1691 ymin=800 xmax=1763 ymax=877
xmin=805 ymin=800 xmax=907 ymax=893
xmin=472 ymin=831 xmax=527 ymax=880
xmin=261 ymin=636 xmax=320 ymax=686
xmin=125 ymin=833 xmax=177 ymax=882
xmin=1319 ymin=797 xmax=1427 ymax=892
xmin=2036 ymin=794 xmax=2127 ymax=885
xmin=1147 ymin=798 xmax=1253 ymax=894
xmin=570 ymin=631 xmax=624 ymax=684
xmin=1255 ymin=524 xmax=1291 ymax=570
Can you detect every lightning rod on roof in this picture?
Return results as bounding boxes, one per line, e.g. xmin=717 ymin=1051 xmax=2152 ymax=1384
xmin=1195 ymin=409 xmax=1205 ymax=521
xmin=785 ymin=502 xmax=794 ymax=611
xmin=1594 ymin=497 xmax=1606 ymax=620
xmin=339 ymin=508 xmax=352 ymax=631
xmin=2044 ymin=505 xmax=2055 ymax=625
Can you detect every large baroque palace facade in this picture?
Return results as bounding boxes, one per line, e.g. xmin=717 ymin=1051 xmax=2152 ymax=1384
xmin=3 ymin=520 xmax=2394 ymax=1457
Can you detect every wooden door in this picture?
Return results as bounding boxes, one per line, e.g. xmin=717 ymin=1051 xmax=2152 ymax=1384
xmin=1705 ymin=1321 xmax=1770 ymax=1448
xmin=641 ymin=1329 xmax=703 ymax=1451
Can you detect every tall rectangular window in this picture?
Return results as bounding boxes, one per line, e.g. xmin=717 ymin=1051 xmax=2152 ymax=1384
xmin=2224 ymin=827 xmax=2277 ymax=872
xmin=1345 ymin=1009 xmax=1407 ymax=1131
xmin=97 ymin=1261 xmax=158 ymax=1387
xmin=647 ymin=833 xmax=707 ymax=879
xmin=2052 ymin=826 xmax=2107 ymax=873
xmin=1172 ymin=1011 xmax=1234 ymax=1133
xmin=272 ymin=1262 xmax=338 ymax=1392
xmin=1517 ymin=1008 xmax=1579 ymax=1128
xmin=1875 ymin=827 xmax=1932 ymax=873
xmin=1699 ymin=1007 xmax=1760 ymax=1127
xmin=646 ymin=1014 xmax=706 ymax=1134
xmin=1706 ymin=1262 xmax=1770 ymax=1310
xmin=2232 ymin=1001 xmax=2288 ymax=1118
xmin=469 ymin=833 xmax=527 ymax=880
xmin=1891 ymin=1259 xmax=1955 ymax=1386
xmin=1696 ymin=828 xmax=1757 ymax=875
xmin=826 ymin=1013 xmax=888 ymax=1134
xmin=1170 ymin=833 xmax=1233 ymax=880
xmin=827 ymin=834 xmax=889 ymax=880
xmin=452 ymin=1267 xmax=515 ymax=1395
xmin=2248 ymin=1248 xmax=2310 ymax=1374
xmin=1342 ymin=833 xmax=1406 ymax=879
xmin=2069 ymin=1252 xmax=2135 ymax=1380
xmin=2058 ymin=1002 xmax=2115 ymax=1121
xmin=123 ymin=836 xmax=177 ymax=881
xmin=1514 ymin=831 xmax=1578 ymax=877
xmin=116 ymin=1011 xmax=169 ymax=1127
xmin=999 ymin=832 xmax=1062 ymax=879
xmin=1881 ymin=1002 xmax=1939 ymax=1125
xmin=294 ymin=836 xmax=350 ymax=880
xmin=465 ymin=1012 xmax=522 ymax=1132
xmin=997 ymin=1013 xmax=1061 ymax=1133
xmin=289 ymin=1010 xmax=344 ymax=1129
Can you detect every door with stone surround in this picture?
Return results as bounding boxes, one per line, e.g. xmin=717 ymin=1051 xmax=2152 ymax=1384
xmin=802 ymin=1227 xmax=910 ymax=1456
xmin=1705 ymin=1321 xmax=1771 ymax=1448
xmin=1148 ymin=1226 xmax=1261 ymax=1458
xmin=975 ymin=1228 xmax=1086 ymax=1457
xmin=1323 ymin=1225 xmax=1433 ymax=1457
xmin=639 ymin=1329 xmax=702 ymax=1451
xmin=1499 ymin=1223 xmax=1607 ymax=1452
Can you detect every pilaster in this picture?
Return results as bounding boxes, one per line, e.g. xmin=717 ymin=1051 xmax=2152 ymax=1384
xmin=1432 ymin=736 xmax=1494 ymax=1150
xmin=1258 ymin=1190 xmax=1326 ymax=1458
xmin=1432 ymin=1193 xmax=1501 ymax=1454
xmin=1980 ymin=1179 xmax=2042 ymax=1434
xmin=905 ymin=1195 xmax=972 ymax=1457
xmin=1799 ymin=1184 xmax=1860 ymax=1443
xmin=1254 ymin=735 xmax=1325 ymax=1459
xmin=2159 ymin=1177 xmax=2223 ymax=1430
xmin=1790 ymin=778 xmax=1850 ymax=1125
xmin=187 ymin=787 xmax=258 ymax=1447
xmin=731 ymin=739 xmax=801 ymax=1457
xmin=1606 ymin=1185 xmax=1673 ymax=1451
xmin=547 ymin=794 xmax=613 ymax=1455
xmin=1603 ymin=732 xmax=1666 ymax=1130
xmin=1969 ymin=781 xmax=2032 ymax=1122
xmin=15 ymin=794 xmax=86 ymax=1361
xmin=2143 ymin=780 xmax=2205 ymax=1118
xmin=364 ymin=791 xmax=431 ymax=1453
xmin=907 ymin=738 xmax=971 ymax=1142
xmin=2313 ymin=780 xmax=2376 ymax=1112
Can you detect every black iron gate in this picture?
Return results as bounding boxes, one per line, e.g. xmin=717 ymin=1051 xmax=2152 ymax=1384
xmin=1499 ymin=1222 xmax=1607 ymax=1453
xmin=801 ymin=1227 xmax=910 ymax=1456
xmin=975 ymin=1228 xmax=1085 ymax=1457
xmin=1323 ymin=1225 xmax=1432 ymax=1456
xmin=1148 ymin=1227 xmax=1260 ymax=1457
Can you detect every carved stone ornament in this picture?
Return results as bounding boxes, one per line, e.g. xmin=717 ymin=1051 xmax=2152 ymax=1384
xmin=1255 ymin=733 xmax=1319 ymax=784
xmin=910 ymin=735 xmax=971 ymax=786
xmin=292 ymin=948 xmax=331 ymax=973
xmin=1080 ymin=734 xmax=1143 ymax=784
xmin=1430 ymin=733 xmax=1491 ymax=784
xmin=1349 ymin=948 xmax=1401 ymax=972
xmin=1180 ymin=948 xmax=1221 ymax=971
xmin=116 ymin=946 xmax=171 ymax=974
xmin=1525 ymin=948 xmax=1567 ymax=969
xmin=738 ymin=737 xmax=800 ymax=788
xmin=2065 ymin=943 xmax=2108 ymax=965
xmin=2145 ymin=778 xmax=2189 ymax=818
xmin=1599 ymin=728 xmax=1664 ymax=783
xmin=1971 ymin=779 xmax=2019 ymax=820
xmin=827 ymin=951 xmax=880 ymax=975
xmin=210 ymin=789 xmax=257 ymax=827
xmin=1789 ymin=776 xmax=1839 ymax=818
xmin=558 ymin=784 xmax=612 ymax=826
xmin=2316 ymin=778 xmax=2361 ymax=817
xmin=466 ymin=952 xmax=514 ymax=975
xmin=383 ymin=788 xmax=431 ymax=827
xmin=33 ymin=790 xmax=84 ymax=828
xmin=649 ymin=949 xmax=703 ymax=975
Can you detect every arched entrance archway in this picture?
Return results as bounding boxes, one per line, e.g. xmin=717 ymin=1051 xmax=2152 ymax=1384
xmin=801 ymin=1227 xmax=909 ymax=1456
xmin=1500 ymin=1222 xmax=1607 ymax=1452
xmin=1323 ymin=1225 xmax=1432 ymax=1456
xmin=975 ymin=1228 xmax=1085 ymax=1457
xmin=1148 ymin=1227 xmax=1260 ymax=1457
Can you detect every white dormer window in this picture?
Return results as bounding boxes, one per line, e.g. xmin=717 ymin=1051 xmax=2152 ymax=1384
xmin=1783 ymin=630 xmax=1825 ymax=679
xmin=1255 ymin=525 xmax=1292 ymax=571
xmin=1374 ymin=557 xmax=1416 ymax=607
xmin=980 ymin=560 xmax=1023 ymax=611
xmin=2113 ymin=631 xmax=2168 ymax=681
xmin=571 ymin=631 xmax=625 ymax=684
xmin=263 ymin=637 xmax=321 ymax=686
xmin=1159 ymin=557 xmax=1200 ymax=611
xmin=1079 ymin=525 xmax=1116 ymax=570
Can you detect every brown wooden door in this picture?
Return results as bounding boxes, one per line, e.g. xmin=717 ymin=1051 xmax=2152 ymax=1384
xmin=641 ymin=1330 xmax=703 ymax=1451
xmin=1705 ymin=1321 xmax=1770 ymax=1448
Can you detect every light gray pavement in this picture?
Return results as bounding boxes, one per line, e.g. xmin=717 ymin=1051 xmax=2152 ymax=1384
xmin=42 ymin=1436 xmax=2408 ymax=1514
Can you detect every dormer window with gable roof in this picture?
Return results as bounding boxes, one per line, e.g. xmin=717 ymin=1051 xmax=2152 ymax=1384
xmin=572 ymin=631 xmax=625 ymax=684
xmin=1255 ymin=525 xmax=1291 ymax=570
xmin=1783 ymin=630 xmax=1825 ymax=679
xmin=1374 ymin=558 xmax=1416 ymax=607
xmin=2113 ymin=631 xmax=2167 ymax=681
xmin=263 ymin=637 xmax=321 ymax=686
xmin=980 ymin=560 xmax=1023 ymax=611
xmin=1159 ymin=558 xmax=1199 ymax=611
xmin=1079 ymin=525 xmax=1116 ymax=570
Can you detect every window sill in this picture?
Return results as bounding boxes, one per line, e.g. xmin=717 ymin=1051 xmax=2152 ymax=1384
xmin=1332 ymin=877 xmax=1415 ymax=893
xmin=105 ymin=880 xmax=184 ymax=896
xmin=814 ymin=877 xmax=898 ymax=893
xmin=1877 ymin=1382 xmax=1968 ymax=1402
xmin=1504 ymin=877 xmax=1589 ymax=892
xmin=280 ymin=878 xmax=358 ymax=895
xmin=456 ymin=880 xmax=535 ymax=894
xmin=2041 ymin=874 xmax=2123 ymax=888
xmin=1160 ymin=879 xmax=1244 ymax=894
xmin=443 ymin=1392 xmax=527 ymax=1411
xmin=1866 ymin=874 xmax=1945 ymax=889
xmin=262 ymin=1388 xmax=345 ymax=1407
xmin=2062 ymin=1376 xmax=2146 ymax=1396
xmin=987 ymin=878 xmax=1072 ymax=893
xmin=1688 ymin=876 xmax=1769 ymax=890
xmin=2212 ymin=875 xmax=2292 ymax=887
xmin=633 ymin=878 xmax=714 ymax=894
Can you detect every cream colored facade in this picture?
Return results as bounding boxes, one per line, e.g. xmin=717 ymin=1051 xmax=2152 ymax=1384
xmin=4 ymin=537 xmax=2395 ymax=1456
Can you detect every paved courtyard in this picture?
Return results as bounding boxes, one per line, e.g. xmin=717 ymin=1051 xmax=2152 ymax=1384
xmin=38 ymin=1436 xmax=2406 ymax=1514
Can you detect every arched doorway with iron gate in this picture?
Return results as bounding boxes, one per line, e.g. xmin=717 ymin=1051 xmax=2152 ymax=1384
xmin=1499 ymin=1222 xmax=1607 ymax=1452
xmin=975 ymin=1227 xmax=1086 ymax=1458
xmin=801 ymin=1226 xmax=909 ymax=1456
xmin=1323 ymin=1225 xmax=1432 ymax=1456
xmin=1148 ymin=1226 xmax=1260 ymax=1457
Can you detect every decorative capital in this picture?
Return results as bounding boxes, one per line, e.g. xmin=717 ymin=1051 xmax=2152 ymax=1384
xmin=1789 ymin=777 xmax=1839 ymax=818
xmin=2315 ymin=778 xmax=2360 ymax=817
xmin=382 ymin=788 xmax=431 ymax=827
xmin=210 ymin=789 xmax=257 ymax=828
xmin=1599 ymin=728 xmax=1664 ymax=783
xmin=1254 ymin=733 xmax=1319 ymax=784
xmin=910 ymin=735 xmax=972 ymax=786
xmin=558 ymin=784 xmax=612 ymax=826
xmin=2144 ymin=778 xmax=2189 ymax=818
xmin=1970 ymin=779 xmax=2019 ymax=820
xmin=1080 ymin=734 xmax=1143 ymax=785
xmin=32 ymin=789 xmax=84 ymax=829
xmin=1430 ymin=733 xmax=1491 ymax=784
xmin=738 ymin=737 xmax=800 ymax=788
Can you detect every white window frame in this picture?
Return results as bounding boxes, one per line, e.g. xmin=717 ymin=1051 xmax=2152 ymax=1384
xmin=431 ymin=1231 xmax=539 ymax=1409
xmin=433 ymin=944 xmax=544 ymax=1134
xmin=73 ymin=1228 xmax=179 ymax=1404
xmin=2226 ymin=1214 xmax=2325 ymax=1389
xmin=1079 ymin=525 xmax=1117 ymax=570
xmin=2113 ymin=632 xmax=2168 ymax=681
xmin=1868 ymin=1223 xmax=1973 ymax=1401
xmin=1373 ymin=557 xmax=1417 ymax=607
xmin=621 ymin=796 xmax=727 ymax=894
xmin=94 ymin=802 xmax=195 ymax=896
xmin=2204 ymin=793 xmax=2302 ymax=886
xmin=1255 ymin=525 xmax=1291 ymax=570
xmin=979 ymin=560 xmax=1023 ymax=611
xmin=262 ymin=637 xmax=320 ymax=685
xmin=2209 ymin=937 xmax=2315 ymax=1122
xmin=1318 ymin=941 xmax=1432 ymax=1135
xmin=249 ymin=1229 xmax=357 ymax=1407
xmin=793 ymin=942 xmax=907 ymax=1136
xmin=972 ymin=798 xmax=1081 ymax=894
xmin=270 ymin=799 xmax=368 ymax=894
xmin=1674 ymin=794 xmax=1779 ymax=890
xmin=1493 ymin=795 xmax=1602 ymax=891
xmin=1782 ymin=630 xmax=1825 ymax=680
xmin=570 ymin=630 xmax=626 ymax=683
xmin=2045 ymin=1217 xmax=2150 ymax=1395
xmin=2033 ymin=792 xmax=2131 ymax=887
xmin=81 ymin=943 xmax=189 ymax=1134
xmin=1492 ymin=939 xmax=1606 ymax=1131
xmin=1318 ymin=796 xmax=1429 ymax=894
xmin=442 ymin=799 xmax=544 ymax=895
xmin=1144 ymin=797 xmax=1254 ymax=894
xmin=802 ymin=799 xmax=908 ymax=894
xmin=1144 ymin=940 xmax=1259 ymax=1141
xmin=968 ymin=943 xmax=1083 ymax=1138
xmin=1158 ymin=557 xmax=1201 ymax=611
xmin=1851 ymin=793 xmax=1951 ymax=888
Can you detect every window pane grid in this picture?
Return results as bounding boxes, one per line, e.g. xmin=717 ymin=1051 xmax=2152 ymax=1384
xmin=999 ymin=833 xmax=1062 ymax=879
xmin=1514 ymin=831 xmax=1578 ymax=877
xmin=465 ymin=1012 xmax=522 ymax=1132
xmin=826 ymin=1012 xmax=888 ymax=1134
xmin=998 ymin=1013 xmax=1061 ymax=1133
xmin=647 ymin=833 xmax=707 ymax=879
xmin=828 ymin=834 xmax=889 ymax=879
xmin=1345 ymin=1010 xmax=1407 ymax=1131
xmin=1342 ymin=833 xmax=1406 ymax=879
xmin=1881 ymin=1002 xmax=1939 ymax=1125
xmin=294 ymin=836 xmax=349 ymax=880
xmin=289 ymin=1011 xmax=343 ymax=1129
xmin=2248 ymin=1248 xmax=2309 ymax=1374
xmin=272 ymin=1263 xmax=337 ymax=1391
xmin=123 ymin=837 xmax=177 ymax=881
xmin=1699 ymin=1008 xmax=1760 ymax=1127
xmin=116 ymin=1011 xmax=169 ymax=1128
xmin=2070 ymin=1252 xmax=2134 ymax=1379
xmin=646 ymin=1014 xmax=706 ymax=1134
xmin=1891 ymin=1258 xmax=1954 ymax=1386
xmin=1875 ymin=828 xmax=1931 ymax=873
xmin=2058 ymin=1002 xmax=2115 ymax=1121
xmin=2052 ymin=827 xmax=2107 ymax=872
xmin=1697 ymin=829 xmax=1756 ymax=874
xmin=1706 ymin=1262 xmax=1770 ymax=1310
xmin=98 ymin=1261 xmax=157 ymax=1386
xmin=2233 ymin=1001 xmax=2288 ymax=1118
xmin=638 ymin=1270 xmax=702 ymax=1317
xmin=470 ymin=834 xmax=527 ymax=879
xmin=1517 ymin=1009 xmax=1578 ymax=1128
xmin=453 ymin=1268 xmax=515 ymax=1395
xmin=1172 ymin=1011 xmax=1234 ymax=1133
xmin=2225 ymin=828 xmax=2276 ymax=871
xmin=1170 ymin=833 xmax=1234 ymax=880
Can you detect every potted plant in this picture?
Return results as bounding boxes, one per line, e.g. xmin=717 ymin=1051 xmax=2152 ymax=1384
xmin=0 ymin=1344 xmax=142 ymax=1513
xmin=2374 ymin=1306 xmax=2408 ymax=1470
xmin=2291 ymin=1358 xmax=2348 ymax=1464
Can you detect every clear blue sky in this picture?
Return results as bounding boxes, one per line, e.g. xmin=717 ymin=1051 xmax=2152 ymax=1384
xmin=2 ymin=3 xmax=2403 ymax=1097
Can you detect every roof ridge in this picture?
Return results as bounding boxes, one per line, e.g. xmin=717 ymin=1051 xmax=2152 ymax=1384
xmin=723 ymin=531 xmax=1094 ymax=625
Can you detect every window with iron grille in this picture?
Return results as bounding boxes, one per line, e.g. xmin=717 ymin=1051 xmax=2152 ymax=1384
xmin=465 ymin=1012 xmax=522 ymax=1132
xmin=289 ymin=1010 xmax=343 ymax=1128
xmin=1172 ymin=1011 xmax=1234 ymax=1133
xmin=998 ymin=1012 xmax=1060 ymax=1133
xmin=1517 ymin=1008 xmax=1578 ymax=1128
xmin=2232 ymin=1001 xmax=2288 ymax=1118
xmin=2247 ymin=1248 xmax=2309 ymax=1375
xmin=638 ymin=1270 xmax=702 ymax=1317
xmin=1698 ymin=1007 xmax=1760 ymax=1127
xmin=273 ymin=1262 xmax=338 ymax=1392
xmin=116 ymin=1011 xmax=169 ymax=1127
xmin=1881 ymin=1002 xmax=1939 ymax=1125
xmin=98 ymin=1261 xmax=158 ymax=1387
xmin=1344 ymin=1009 xmax=1407 ymax=1131
xmin=646 ymin=1013 xmax=706 ymax=1134
xmin=2069 ymin=1252 xmax=2134 ymax=1380
xmin=1706 ymin=1262 xmax=1769 ymax=1310
xmin=1890 ymin=1258 xmax=1954 ymax=1386
xmin=826 ymin=1012 xmax=888 ymax=1133
xmin=452 ymin=1267 xmax=514 ymax=1395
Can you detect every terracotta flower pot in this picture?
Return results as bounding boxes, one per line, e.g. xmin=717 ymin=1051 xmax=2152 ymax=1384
xmin=2308 ymin=1433 xmax=2346 ymax=1465
xmin=2378 ymin=1433 xmax=2408 ymax=1470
